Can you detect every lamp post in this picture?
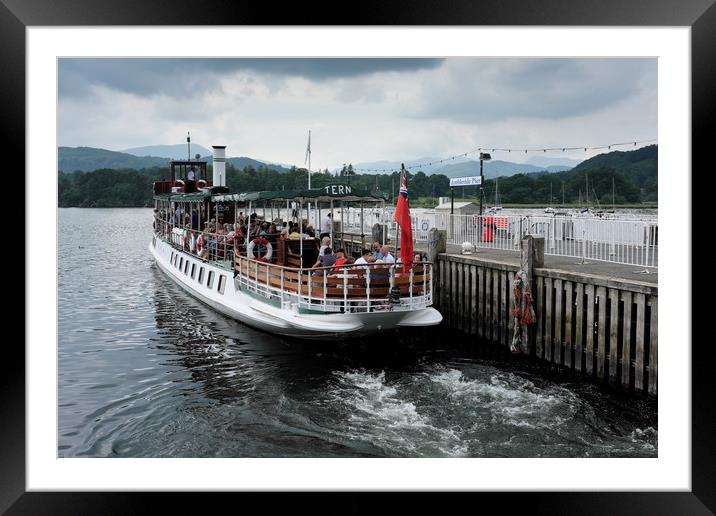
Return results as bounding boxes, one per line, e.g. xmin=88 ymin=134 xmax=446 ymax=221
xmin=479 ymin=152 xmax=491 ymax=215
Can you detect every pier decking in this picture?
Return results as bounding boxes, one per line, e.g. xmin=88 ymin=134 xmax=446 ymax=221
xmin=432 ymin=246 xmax=657 ymax=396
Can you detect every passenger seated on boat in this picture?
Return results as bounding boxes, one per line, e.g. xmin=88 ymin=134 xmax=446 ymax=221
xmin=279 ymin=228 xmax=289 ymax=240
xmin=319 ymin=236 xmax=331 ymax=257
xmin=379 ymin=245 xmax=395 ymax=264
xmin=333 ymin=248 xmax=347 ymax=270
xmin=312 ymin=247 xmax=336 ymax=268
xmin=371 ymin=242 xmax=382 ymax=260
xmin=371 ymin=259 xmax=389 ymax=280
xmin=288 ymin=224 xmax=301 ymax=240
xmin=354 ymin=249 xmax=373 ymax=270
xmin=305 ymin=225 xmax=316 ymax=238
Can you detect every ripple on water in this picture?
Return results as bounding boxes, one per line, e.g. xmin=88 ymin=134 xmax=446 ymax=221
xmin=58 ymin=208 xmax=657 ymax=458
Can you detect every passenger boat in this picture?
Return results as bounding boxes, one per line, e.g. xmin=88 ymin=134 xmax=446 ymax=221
xmin=149 ymin=146 xmax=442 ymax=340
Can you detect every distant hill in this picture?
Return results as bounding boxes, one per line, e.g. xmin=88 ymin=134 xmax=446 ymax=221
xmin=435 ymin=159 xmax=571 ymax=178
xmin=349 ymin=155 xmax=576 ymax=176
xmin=348 ymin=157 xmax=445 ymax=174
xmin=526 ymin=155 xmax=583 ymax=168
xmin=59 ymin=146 xmax=291 ymax=173
xmin=59 ymin=147 xmax=171 ymax=172
xmin=570 ymin=145 xmax=657 ymax=176
xmin=121 ymin=143 xmax=213 ymax=160
xmin=198 ymin=155 xmax=291 ymax=174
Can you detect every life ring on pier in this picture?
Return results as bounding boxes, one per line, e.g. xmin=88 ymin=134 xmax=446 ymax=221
xmin=247 ymin=237 xmax=272 ymax=262
xmin=196 ymin=233 xmax=205 ymax=256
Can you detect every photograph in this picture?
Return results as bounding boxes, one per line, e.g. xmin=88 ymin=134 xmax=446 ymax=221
xmin=56 ymin=56 xmax=659 ymax=459
xmin=10 ymin=11 xmax=710 ymax=511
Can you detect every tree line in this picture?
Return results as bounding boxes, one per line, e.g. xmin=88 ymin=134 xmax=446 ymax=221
xmin=58 ymin=162 xmax=655 ymax=208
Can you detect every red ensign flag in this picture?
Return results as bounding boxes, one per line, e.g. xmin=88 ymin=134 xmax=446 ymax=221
xmin=394 ymin=165 xmax=414 ymax=271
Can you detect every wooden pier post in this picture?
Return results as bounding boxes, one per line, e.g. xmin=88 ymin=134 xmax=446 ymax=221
xmin=520 ymin=236 xmax=544 ymax=354
xmin=428 ymin=228 xmax=446 ymax=313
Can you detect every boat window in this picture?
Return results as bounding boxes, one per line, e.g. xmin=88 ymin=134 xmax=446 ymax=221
xmin=170 ymin=252 xmax=174 ymax=263
xmin=218 ymin=275 xmax=226 ymax=294
xmin=179 ymin=257 xmax=183 ymax=269
xmin=207 ymin=271 xmax=215 ymax=289
xmin=191 ymin=263 xmax=196 ymax=279
xmin=198 ymin=267 xmax=205 ymax=284
xmin=184 ymin=260 xmax=189 ymax=274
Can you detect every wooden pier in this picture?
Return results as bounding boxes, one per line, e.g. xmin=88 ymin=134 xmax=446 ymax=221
xmin=432 ymin=246 xmax=657 ymax=395
xmin=333 ymin=227 xmax=657 ymax=395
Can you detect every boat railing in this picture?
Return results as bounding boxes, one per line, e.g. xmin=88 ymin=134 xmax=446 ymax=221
xmin=234 ymin=254 xmax=433 ymax=314
xmin=154 ymin=214 xmax=237 ymax=270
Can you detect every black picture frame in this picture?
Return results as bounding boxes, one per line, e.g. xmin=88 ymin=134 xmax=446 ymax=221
xmin=6 ymin=0 xmax=712 ymax=513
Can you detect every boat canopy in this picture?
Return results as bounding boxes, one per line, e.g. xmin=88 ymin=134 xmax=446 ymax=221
xmin=153 ymin=191 xmax=213 ymax=202
xmin=155 ymin=185 xmax=387 ymax=204
xmin=212 ymin=186 xmax=388 ymax=204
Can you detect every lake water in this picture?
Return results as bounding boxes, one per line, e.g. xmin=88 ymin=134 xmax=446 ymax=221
xmin=58 ymin=208 xmax=657 ymax=458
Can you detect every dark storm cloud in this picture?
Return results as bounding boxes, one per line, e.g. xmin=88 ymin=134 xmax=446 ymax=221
xmin=58 ymin=58 xmax=445 ymax=98
xmin=408 ymin=58 xmax=657 ymax=122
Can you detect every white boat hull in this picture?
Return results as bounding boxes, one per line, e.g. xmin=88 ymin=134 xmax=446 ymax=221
xmin=149 ymin=238 xmax=442 ymax=340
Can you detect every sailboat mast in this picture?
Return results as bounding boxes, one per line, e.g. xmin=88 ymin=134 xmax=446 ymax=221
xmin=612 ymin=176 xmax=615 ymax=211
xmin=585 ymin=174 xmax=589 ymax=206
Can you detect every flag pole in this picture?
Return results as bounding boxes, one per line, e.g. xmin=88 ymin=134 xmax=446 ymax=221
xmin=306 ymin=130 xmax=311 ymax=226
xmin=395 ymin=164 xmax=403 ymax=255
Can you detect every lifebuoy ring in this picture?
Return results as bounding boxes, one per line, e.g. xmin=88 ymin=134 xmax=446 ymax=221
xmin=196 ymin=233 xmax=205 ymax=256
xmin=197 ymin=179 xmax=207 ymax=189
xmin=247 ymin=237 xmax=272 ymax=262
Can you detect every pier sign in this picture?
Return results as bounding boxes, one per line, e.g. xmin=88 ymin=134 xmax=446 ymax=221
xmin=449 ymin=176 xmax=482 ymax=187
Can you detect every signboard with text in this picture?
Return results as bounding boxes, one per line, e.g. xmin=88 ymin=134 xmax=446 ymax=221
xmin=449 ymin=176 xmax=482 ymax=187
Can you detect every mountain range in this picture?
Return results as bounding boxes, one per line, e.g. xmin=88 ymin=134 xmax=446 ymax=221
xmin=58 ymin=146 xmax=291 ymax=173
xmin=121 ymin=143 xmax=213 ymax=160
xmin=345 ymin=155 xmax=579 ymax=178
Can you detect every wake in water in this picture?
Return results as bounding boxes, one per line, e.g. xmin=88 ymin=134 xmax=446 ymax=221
xmin=313 ymin=365 xmax=657 ymax=458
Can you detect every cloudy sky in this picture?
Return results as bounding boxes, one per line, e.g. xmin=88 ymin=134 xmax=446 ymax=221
xmin=58 ymin=58 xmax=657 ymax=170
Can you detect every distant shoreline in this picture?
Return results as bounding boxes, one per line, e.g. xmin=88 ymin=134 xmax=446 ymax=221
xmin=58 ymin=203 xmax=658 ymax=209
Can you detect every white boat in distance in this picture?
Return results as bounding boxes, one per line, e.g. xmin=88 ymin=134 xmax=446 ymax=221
xmin=150 ymin=146 xmax=442 ymax=340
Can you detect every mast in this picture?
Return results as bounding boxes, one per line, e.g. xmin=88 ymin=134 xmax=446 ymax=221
xmin=612 ymin=176 xmax=616 ymax=211
xmin=585 ymin=174 xmax=589 ymax=207
xmin=550 ymin=181 xmax=553 ymax=206
xmin=305 ymin=130 xmax=312 ymax=226
xmin=187 ymin=131 xmax=191 ymax=161
xmin=562 ymin=182 xmax=565 ymax=206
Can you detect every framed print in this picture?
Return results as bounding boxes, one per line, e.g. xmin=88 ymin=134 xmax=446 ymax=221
xmin=6 ymin=0 xmax=714 ymax=513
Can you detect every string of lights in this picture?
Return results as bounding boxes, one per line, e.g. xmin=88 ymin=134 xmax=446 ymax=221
xmin=351 ymin=138 xmax=658 ymax=173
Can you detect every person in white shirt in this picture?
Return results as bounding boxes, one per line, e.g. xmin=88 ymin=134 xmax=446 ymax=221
xmin=320 ymin=213 xmax=332 ymax=239
xmin=186 ymin=166 xmax=196 ymax=192
xmin=379 ymin=245 xmax=395 ymax=264
xmin=354 ymin=249 xmax=372 ymax=269
xmin=319 ymin=236 xmax=331 ymax=256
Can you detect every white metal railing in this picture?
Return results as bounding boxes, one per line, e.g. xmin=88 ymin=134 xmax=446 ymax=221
xmin=416 ymin=213 xmax=658 ymax=268
xmin=155 ymin=213 xmax=239 ymax=270
xmin=234 ymin=256 xmax=434 ymax=313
